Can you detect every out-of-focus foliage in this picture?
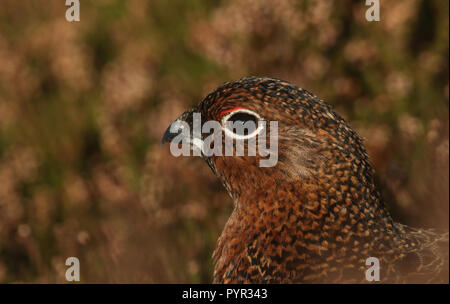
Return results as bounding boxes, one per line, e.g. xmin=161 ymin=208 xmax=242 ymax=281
xmin=0 ymin=0 xmax=448 ymax=283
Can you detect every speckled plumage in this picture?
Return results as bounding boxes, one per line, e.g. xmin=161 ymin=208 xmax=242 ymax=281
xmin=162 ymin=77 xmax=449 ymax=283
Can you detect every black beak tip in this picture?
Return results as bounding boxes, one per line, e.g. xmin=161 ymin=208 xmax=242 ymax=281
xmin=161 ymin=125 xmax=172 ymax=146
xmin=161 ymin=119 xmax=185 ymax=146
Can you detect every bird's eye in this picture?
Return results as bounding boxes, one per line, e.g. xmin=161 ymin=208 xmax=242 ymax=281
xmin=221 ymin=109 xmax=263 ymax=139
xmin=227 ymin=112 xmax=258 ymax=135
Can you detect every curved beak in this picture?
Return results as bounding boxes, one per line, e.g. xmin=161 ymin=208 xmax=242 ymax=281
xmin=161 ymin=107 xmax=198 ymax=146
xmin=161 ymin=119 xmax=185 ymax=145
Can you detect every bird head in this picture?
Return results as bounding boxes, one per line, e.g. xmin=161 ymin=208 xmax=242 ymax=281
xmin=161 ymin=77 xmax=378 ymax=211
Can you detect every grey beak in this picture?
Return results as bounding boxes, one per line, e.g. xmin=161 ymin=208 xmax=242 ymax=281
xmin=161 ymin=119 xmax=186 ymax=145
xmin=161 ymin=107 xmax=199 ymax=146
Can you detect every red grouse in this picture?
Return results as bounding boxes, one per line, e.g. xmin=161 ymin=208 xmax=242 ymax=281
xmin=161 ymin=77 xmax=448 ymax=283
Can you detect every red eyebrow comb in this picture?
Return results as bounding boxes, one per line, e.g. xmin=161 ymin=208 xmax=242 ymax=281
xmin=219 ymin=106 xmax=247 ymax=117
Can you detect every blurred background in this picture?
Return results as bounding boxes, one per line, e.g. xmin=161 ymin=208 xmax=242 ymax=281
xmin=0 ymin=0 xmax=448 ymax=283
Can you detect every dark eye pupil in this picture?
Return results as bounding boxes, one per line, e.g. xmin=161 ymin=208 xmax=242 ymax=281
xmin=226 ymin=112 xmax=258 ymax=136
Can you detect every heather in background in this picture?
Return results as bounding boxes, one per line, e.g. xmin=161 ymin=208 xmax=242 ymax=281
xmin=0 ymin=0 xmax=448 ymax=283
